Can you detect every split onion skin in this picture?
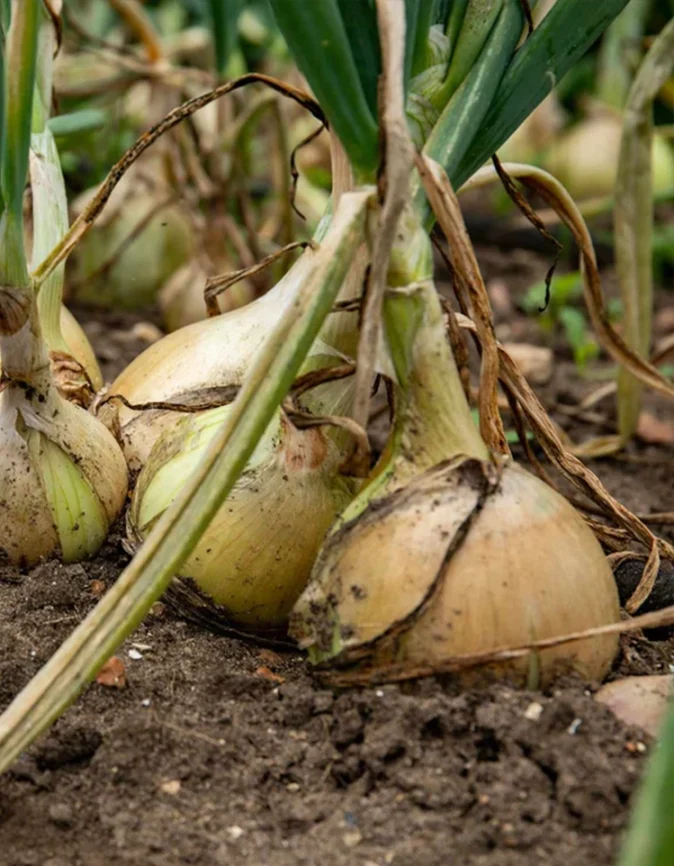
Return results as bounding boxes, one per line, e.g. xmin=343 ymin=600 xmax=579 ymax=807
xmin=292 ymin=460 xmax=620 ymax=686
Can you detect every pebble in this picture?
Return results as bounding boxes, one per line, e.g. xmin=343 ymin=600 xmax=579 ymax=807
xmin=160 ymin=780 xmax=181 ymax=795
xmin=596 ymin=676 xmax=672 ymax=736
xmin=524 ymin=701 xmax=544 ymax=721
xmin=48 ymin=802 xmax=73 ymax=828
xmin=226 ymin=826 xmax=244 ymax=840
xmin=128 ymin=648 xmax=143 ymax=660
xmin=342 ymin=829 xmax=362 ymax=848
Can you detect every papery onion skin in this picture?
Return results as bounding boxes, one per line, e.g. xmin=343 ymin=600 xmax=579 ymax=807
xmin=292 ymin=460 xmax=620 ymax=686
xmin=108 ymin=249 xmax=336 ymax=470
xmin=129 ymin=403 xmax=354 ymax=630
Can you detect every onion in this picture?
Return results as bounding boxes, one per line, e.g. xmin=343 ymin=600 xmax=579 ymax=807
xmin=69 ymin=161 xmax=195 ymax=310
xmin=123 ymin=191 xmax=369 ymax=629
xmin=128 ymin=403 xmax=353 ymax=629
xmin=0 ymin=308 xmax=128 ymax=565
xmin=290 ymin=246 xmax=620 ymax=685
xmin=109 ymin=229 xmax=358 ymax=469
xmin=293 ymin=459 xmax=619 ymax=685
xmin=544 ymin=116 xmax=674 ymax=201
xmin=110 ymin=268 xmax=295 ymax=470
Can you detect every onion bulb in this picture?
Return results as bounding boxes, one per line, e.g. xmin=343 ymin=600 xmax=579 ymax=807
xmin=69 ymin=162 xmax=195 ymax=309
xmin=109 ymin=236 xmax=356 ymax=470
xmin=292 ymin=459 xmax=619 ymax=685
xmin=544 ymin=116 xmax=674 ymax=201
xmin=290 ymin=245 xmax=620 ymax=685
xmin=0 ymin=313 xmax=128 ymax=565
xmin=128 ymin=402 xmax=354 ymax=630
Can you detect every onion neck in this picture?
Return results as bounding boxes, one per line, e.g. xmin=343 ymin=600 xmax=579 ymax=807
xmin=312 ymin=132 xmax=368 ymax=361
xmin=0 ymin=295 xmax=51 ymax=387
xmin=379 ymin=219 xmax=489 ymax=490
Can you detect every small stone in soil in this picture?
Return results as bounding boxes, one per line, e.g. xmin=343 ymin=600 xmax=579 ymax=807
xmin=524 ymin=701 xmax=544 ymax=721
xmin=48 ymin=803 xmax=73 ymax=828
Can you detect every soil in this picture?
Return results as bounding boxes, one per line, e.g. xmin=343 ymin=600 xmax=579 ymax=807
xmin=1 ymin=242 xmax=673 ymax=866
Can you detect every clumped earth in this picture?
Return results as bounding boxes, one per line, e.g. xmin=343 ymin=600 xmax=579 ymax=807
xmin=0 ymin=245 xmax=672 ymax=866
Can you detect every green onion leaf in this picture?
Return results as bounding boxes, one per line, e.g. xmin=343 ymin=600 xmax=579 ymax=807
xmin=270 ymin=0 xmax=379 ymax=179
xmin=410 ymin=0 xmax=437 ymax=78
xmin=48 ymin=109 xmax=107 ymax=139
xmin=453 ymin=0 xmax=632 ymax=187
xmin=208 ymin=0 xmax=245 ymax=79
xmin=336 ymin=0 xmax=381 ymax=117
xmin=418 ymin=0 xmax=524 ymax=212
xmin=1 ymin=0 xmax=40 ymax=225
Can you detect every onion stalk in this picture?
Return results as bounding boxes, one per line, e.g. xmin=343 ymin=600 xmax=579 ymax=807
xmin=0 ymin=1 xmax=127 ymax=565
xmin=0 ymin=1 xmax=103 ymax=398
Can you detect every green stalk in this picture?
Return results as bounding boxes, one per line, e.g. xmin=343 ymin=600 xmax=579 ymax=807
xmin=433 ymin=0 xmax=503 ymax=110
xmin=410 ymin=0 xmax=437 ymax=78
xmin=208 ymin=0 xmax=244 ymax=79
xmin=331 ymin=223 xmax=488 ymax=528
xmin=337 ymin=0 xmax=381 ymax=117
xmin=453 ymin=0 xmax=632 ymax=188
xmin=0 ymin=190 xmax=372 ymax=775
xmin=415 ymin=0 xmax=525 ymax=216
xmin=615 ymin=17 xmax=674 ymax=443
xmin=270 ymin=0 xmax=379 ymax=179
xmin=596 ymin=0 xmax=652 ymax=110
xmin=0 ymin=0 xmax=9 ymax=35
xmin=618 ymin=694 xmax=674 ymax=866
xmin=0 ymin=0 xmax=40 ymax=287
xmin=445 ymin=0 xmax=469 ymax=49
xmin=31 ymin=4 xmax=68 ymax=353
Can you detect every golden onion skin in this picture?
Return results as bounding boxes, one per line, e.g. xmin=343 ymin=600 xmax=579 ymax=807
xmin=292 ymin=460 xmax=620 ymax=686
xmin=108 ymin=251 xmax=316 ymax=471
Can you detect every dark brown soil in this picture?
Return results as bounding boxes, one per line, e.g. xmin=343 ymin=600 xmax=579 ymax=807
xmin=1 ymin=244 xmax=673 ymax=866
